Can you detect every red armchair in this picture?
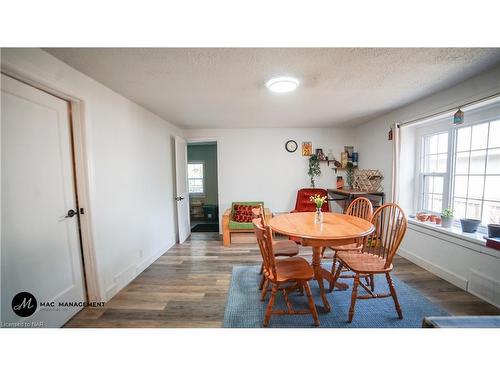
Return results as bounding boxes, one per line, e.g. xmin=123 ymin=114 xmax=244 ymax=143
xmin=291 ymin=188 xmax=330 ymax=213
xmin=289 ymin=188 xmax=330 ymax=243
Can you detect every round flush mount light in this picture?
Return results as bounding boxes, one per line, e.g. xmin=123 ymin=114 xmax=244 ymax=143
xmin=265 ymin=76 xmax=299 ymax=93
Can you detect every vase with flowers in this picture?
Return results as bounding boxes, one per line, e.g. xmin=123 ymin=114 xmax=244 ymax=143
xmin=310 ymin=194 xmax=327 ymax=224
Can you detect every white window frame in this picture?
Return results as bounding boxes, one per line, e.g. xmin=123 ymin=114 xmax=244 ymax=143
xmin=415 ymin=103 xmax=500 ymax=232
xmin=418 ymin=130 xmax=451 ymax=215
xmin=187 ymin=161 xmax=205 ymax=197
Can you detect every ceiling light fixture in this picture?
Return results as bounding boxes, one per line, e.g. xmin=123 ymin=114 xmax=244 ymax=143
xmin=265 ymin=76 xmax=299 ymax=93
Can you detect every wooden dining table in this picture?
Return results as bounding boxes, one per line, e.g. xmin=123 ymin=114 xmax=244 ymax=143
xmin=268 ymin=212 xmax=374 ymax=312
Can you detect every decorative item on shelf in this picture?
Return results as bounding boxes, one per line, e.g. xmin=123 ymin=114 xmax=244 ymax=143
xmin=352 ymin=152 xmax=359 ymax=167
xmin=331 ymin=158 xmax=342 ymax=173
xmin=307 ymin=154 xmax=321 ymax=188
xmin=285 ymin=140 xmax=298 ymax=153
xmin=309 ymin=194 xmax=327 ymax=224
xmin=453 ymin=108 xmax=464 ymax=125
xmin=460 ymin=218 xmax=481 ymax=233
xmin=327 ymin=149 xmax=334 ymax=161
xmin=345 ymin=162 xmax=355 ymax=188
xmin=344 ymin=146 xmax=354 ymax=161
xmin=336 ymin=176 xmax=344 ymax=189
xmin=352 ymin=169 xmax=383 ymax=192
xmin=315 ymin=148 xmax=325 ymax=161
xmin=340 ymin=151 xmax=348 ymax=168
xmin=302 ymin=141 xmax=312 ymax=156
xmin=441 ymin=208 xmax=454 ymax=228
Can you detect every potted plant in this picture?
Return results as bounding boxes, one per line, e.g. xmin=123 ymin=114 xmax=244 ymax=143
xmin=309 ymin=194 xmax=327 ymax=224
xmin=460 ymin=218 xmax=481 ymax=233
xmin=441 ymin=208 xmax=454 ymax=228
xmin=308 ymin=154 xmax=321 ymax=188
xmin=488 ymin=222 xmax=500 ymax=238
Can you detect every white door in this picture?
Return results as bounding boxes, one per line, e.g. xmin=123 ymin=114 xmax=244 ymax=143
xmin=174 ymin=136 xmax=191 ymax=243
xmin=1 ymin=74 xmax=86 ymax=328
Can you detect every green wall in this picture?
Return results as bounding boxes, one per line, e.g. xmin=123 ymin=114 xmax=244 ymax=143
xmin=187 ymin=143 xmax=218 ymax=205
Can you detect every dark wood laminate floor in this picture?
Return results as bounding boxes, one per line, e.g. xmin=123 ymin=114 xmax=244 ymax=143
xmin=65 ymin=233 xmax=500 ymax=327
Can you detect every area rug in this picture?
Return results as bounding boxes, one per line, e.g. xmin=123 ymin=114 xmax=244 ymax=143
xmin=223 ymin=265 xmax=449 ymax=328
xmin=191 ymin=223 xmax=219 ymax=232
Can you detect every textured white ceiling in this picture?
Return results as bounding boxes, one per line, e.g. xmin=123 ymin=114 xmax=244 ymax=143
xmin=45 ymin=48 xmax=500 ymax=129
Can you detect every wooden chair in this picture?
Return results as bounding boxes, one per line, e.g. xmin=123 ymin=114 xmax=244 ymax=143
xmin=331 ymin=203 xmax=407 ymax=322
xmin=324 ymin=197 xmax=373 ymax=291
xmin=253 ymin=218 xmax=319 ymax=327
xmin=252 ymin=205 xmax=300 ymax=290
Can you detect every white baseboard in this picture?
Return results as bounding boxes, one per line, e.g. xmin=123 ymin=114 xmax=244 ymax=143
xmin=398 ymin=247 xmax=468 ymax=290
xmin=105 ymin=240 xmax=175 ymax=301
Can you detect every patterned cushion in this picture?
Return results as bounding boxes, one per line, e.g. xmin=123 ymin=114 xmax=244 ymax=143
xmin=232 ymin=204 xmax=258 ymax=223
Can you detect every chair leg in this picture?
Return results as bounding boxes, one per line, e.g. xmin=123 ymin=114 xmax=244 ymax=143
xmin=348 ymin=274 xmax=360 ymax=323
xmin=298 ymin=282 xmax=304 ymax=295
xmin=330 ymin=252 xmax=337 ymax=279
xmin=260 ymin=278 xmax=269 ymax=301
xmin=259 ymin=274 xmax=266 ymax=290
xmin=369 ymin=274 xmax=375 ymax=292
xmin=263 ymin=283 xmax=278 ymax=327
xmin=303 ymin=281 xmax=320 ymax=327
xmin=386 ymin=273 xmax=403 ymax=319
xmin=364 ymin=275 xmax=370 ymax=287
xmin=329 ymin=257 xmax=342 ymax=292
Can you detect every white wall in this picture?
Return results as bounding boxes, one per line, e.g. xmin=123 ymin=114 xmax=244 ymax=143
xmin=1 ymin=48 xmax=182 ymax=301
xmin=353 ymin=64 xmax=500 ymax=307
xmin=400 ymin=223 xmax=500 ymax=308
xmin=184 ymin=127 xmax=357 ymax=223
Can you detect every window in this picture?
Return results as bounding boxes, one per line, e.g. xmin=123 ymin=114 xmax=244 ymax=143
xmin=420 ymin=132 xmax=448 ymax=213
xmin=188 ymin=162 xmax=204 ymax=195
xmin=418 ymin=116 xmax=500 ymax=227
xmin=453 ymin=120 xmax=500 ymax=224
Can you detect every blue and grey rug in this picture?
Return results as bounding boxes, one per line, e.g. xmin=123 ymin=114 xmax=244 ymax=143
xmin=223 ymin=265 xmax=449 ymax=328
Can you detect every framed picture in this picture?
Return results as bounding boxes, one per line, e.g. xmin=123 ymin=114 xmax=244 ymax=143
xmin=315 ymin=148 xmax=325 ymax=160
xmin=302 ymin=142 xmax=312 ymax=156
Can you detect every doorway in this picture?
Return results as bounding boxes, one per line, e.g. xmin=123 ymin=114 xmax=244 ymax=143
xmin=187 ymin=141 xmax=220 ymax=233
xmin=1 ymin=73 xmax=87 ymax=327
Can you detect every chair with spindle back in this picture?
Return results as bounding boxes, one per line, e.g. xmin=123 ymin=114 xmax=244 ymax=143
xmin=253 ymin=218 xmax=319 ymax=327
xmin=331 ymin=203 xmax=407 ymax=322
xmin=252 ymin=205 xmax=300 ymax=290
xmin=323 ymin=197 xmax=373 ymax=291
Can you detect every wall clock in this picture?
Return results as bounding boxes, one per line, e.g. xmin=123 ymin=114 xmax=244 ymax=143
xmin=285 ymin=140 xmax=298 ymax=153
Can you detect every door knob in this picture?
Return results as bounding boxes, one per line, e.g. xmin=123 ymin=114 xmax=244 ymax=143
xmin=175 ymin=196 xmax=185 ymax=201
xmin=65 ymin=209 xmax=78 ymax=218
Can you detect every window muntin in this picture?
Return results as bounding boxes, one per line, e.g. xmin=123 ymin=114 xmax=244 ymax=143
xmin=188 ymin=162 xmax=204 ymax=195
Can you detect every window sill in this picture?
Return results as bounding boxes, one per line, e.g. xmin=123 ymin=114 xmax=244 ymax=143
xmin=408 ymin=217 xmax=485 ymax=244
xmin=407 ymin=218 xmax=500 ymax=259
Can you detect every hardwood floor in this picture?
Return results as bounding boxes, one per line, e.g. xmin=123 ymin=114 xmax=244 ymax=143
xmin=65 ymin=232 xmax=500 ymax=327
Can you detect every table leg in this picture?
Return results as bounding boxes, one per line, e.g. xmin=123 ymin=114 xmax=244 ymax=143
xmin=312 ymin=246 xmax=330 ymax=312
